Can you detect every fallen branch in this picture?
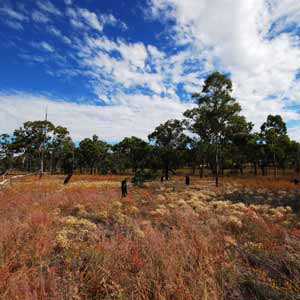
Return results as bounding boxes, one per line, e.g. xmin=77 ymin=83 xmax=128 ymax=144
xmin=0 ymin=172 xmax=39 ymax=186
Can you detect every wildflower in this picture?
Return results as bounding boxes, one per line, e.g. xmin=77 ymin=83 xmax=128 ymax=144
xmin=56 ymin=216 xmax=97 ymax=250
xmin=127 ymin=206 xmax=139 ymax=215
xmin=97 ymin=210 xmax=108 ymax=221
xmin=177 ymin=199 xmax=186 ymax=206
xmin=232 ymin=202 xmax=247 ymax=211
xmin=167 ymin=203 xmax=176 ymax=209
xmin=157 ymin=195 xmax=166 ymax=202
xmin=224 ymin=235 xmax=237 ymax=246
xmin=226 ymin=216 xmax=242 ymax=230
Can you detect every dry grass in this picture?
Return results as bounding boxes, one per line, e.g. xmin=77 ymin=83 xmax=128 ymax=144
xmin=0 ymin=175 xmax=300 ymax=299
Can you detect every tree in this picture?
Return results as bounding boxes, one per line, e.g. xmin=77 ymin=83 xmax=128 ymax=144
xmin=78 ymin=135 xmax=109 ymax=174
xmin=288 ymin=140 xmax=300 ymax=173
xmin=148 ymin=119 xmax=188 ymax=180
xmin=226 ymin=116 xmax=253 ymax=175
xmin=0 ymin=134 xmax=13 ymax=172
xmin=184 ymin=72 xmax=249 ymax=186
xmin=260 ymin=115 xmax=288 ymax=178
xmin=185 ymin=139 xmax=208 ymax=177
xmin=113 ymin=136 xmax=150 ymax=172
xmin=49 ymin=126 xmax=75 ymax=174
xmin=12 ymin=121 xmax=55 ymax=172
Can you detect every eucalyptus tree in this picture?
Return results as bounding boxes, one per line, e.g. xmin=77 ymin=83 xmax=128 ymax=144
xmin=288 ymin=140 xmax=300 ymax=174
xmin=49 ymin=126 xmax=75 ymax=174
xmin=184 ymin=72 xmax=250 ymax=186
xmin=0 ymin=134 xmax=13 ymax=172
xmin=113 ymin=136 xmax=151 ymax=172
xmin=78 ymin=135 xmax=110 ymax=174
xmin=148 ymin=119 xmax=189 ymax=180
xmin=260 ymin=115 xmax=288 ymax=178
xmin=12 ymin=121 xmax=55 ymax=172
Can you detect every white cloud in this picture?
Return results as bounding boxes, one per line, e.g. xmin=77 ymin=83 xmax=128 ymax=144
xmin=100 ymin=13 xmax=117 ymax=26
xmin=32 ymin=10 xmax=49 ymax=23
xmin=48 ymin=26 xmax=72 ymax=45
xmin=67 ymin=7 xmax=108 ymax=32
xmin=0 ymin=6 xmax=27 ymax=21
xmin=287 ymin=125 xmax=300 ymax=141
xmin=0 ymin=92 xmax=194 ymax=141
xmin=40 ymin=41 xmax=55 ymax=52
xmin=148 ymin=0 xmax=300 ymax=128
xmin=5 ymin=0 xmax=300 ymax=141
xmin=66 ymin=7 xmax=125 ymax=32
xmin=4 ymin=20 xmax=23 ymax=30
xmin=36 ymin=1 xmax=61 ymax=16
xmin=78 ymin=8 xmax=103 ymax=31
xmin=79 ymin=36 xmax=169 ymax=97
xmin=32 ymin=41 xmax=55 ymax=53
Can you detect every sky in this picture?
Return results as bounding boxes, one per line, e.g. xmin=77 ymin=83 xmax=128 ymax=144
xmin=0 ymin=0 xmax=300 ymax=142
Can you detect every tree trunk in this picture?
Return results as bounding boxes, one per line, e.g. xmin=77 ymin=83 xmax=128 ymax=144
xmin=253 ymin=162 xmax=257 ymax=176
xmin=192 ymin=166 xmax=196 ymax=175
xmin=215 ymin=159 xmax=219 ymax=187
xmin=164 ymin=161 xmax=169 ymax=181
xmin=240 ymin=163 xmax=243 ymax=176
xmin=200 ymin=163 xmax=204 ymax=178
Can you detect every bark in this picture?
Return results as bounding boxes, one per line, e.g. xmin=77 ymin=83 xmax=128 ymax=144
xmin=253 ymin=162 xmax=257 ymax=176
xmin=164 ymin=160 xmax=169 ymax=181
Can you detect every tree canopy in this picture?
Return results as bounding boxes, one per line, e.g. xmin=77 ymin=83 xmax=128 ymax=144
xmin=0 ymin=72 xmax=299 ymax=183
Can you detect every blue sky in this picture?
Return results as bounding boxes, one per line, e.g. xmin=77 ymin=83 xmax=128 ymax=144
xmin=0 ymin=0 xmax=300 ymax=141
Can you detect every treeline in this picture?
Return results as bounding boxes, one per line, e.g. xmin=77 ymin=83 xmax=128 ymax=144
xmin=1 ymin=72 xmax=300 ymax=181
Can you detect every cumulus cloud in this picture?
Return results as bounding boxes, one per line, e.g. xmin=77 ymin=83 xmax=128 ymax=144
xmin=2 ymin=0 xmax=300 ymax=141
xmin=0 ymin=92 xmax=194 ymax=141
xmin=76 ymin=35 xmax=204 ymax=101
xmin=148 ymin=0 xmax=300 ymax=129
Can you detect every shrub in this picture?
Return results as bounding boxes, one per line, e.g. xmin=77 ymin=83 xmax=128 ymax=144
xmin=131 ymin=169 xmax=158 ymax=187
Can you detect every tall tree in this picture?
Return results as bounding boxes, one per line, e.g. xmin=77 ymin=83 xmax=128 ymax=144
xmin=78 ymin=135 xmax=109 ymax=174
xmin=260 ymin=115 xmax=288 ymax=178
xmin=184 ymin=72 xmax=250 ymax=186
xmin=12 ymin=121 xmax=55 ymax=172
xmin=148 ymin=119 xmax=188 ymax=180
xmin=113 ymin=136 xmax=150 ymax=172
xmin=49 ymin=126 xmax=75 ymax=174
xmin=0 ymin=134 xmax=13 ymax=172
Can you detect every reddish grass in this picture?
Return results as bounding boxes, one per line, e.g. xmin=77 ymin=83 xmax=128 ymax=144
xmin=0 ymin=176 xmax=299 ymax=299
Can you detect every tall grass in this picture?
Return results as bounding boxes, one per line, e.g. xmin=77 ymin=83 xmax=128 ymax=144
xmin=0 ymin=176 xmax=299 ymax=299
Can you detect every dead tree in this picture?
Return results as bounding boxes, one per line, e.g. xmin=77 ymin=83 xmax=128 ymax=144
xmin=63 ymin=173 xmax=73 ymax=185
xmin=185 ymin=175 xmax=190 ymax=186
xmin=121 ymin=179 xmax=127 ymax=197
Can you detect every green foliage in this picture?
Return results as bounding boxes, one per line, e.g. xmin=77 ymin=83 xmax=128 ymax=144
xmin=131 ymin=169 xmax=159 ymax=186
xmin=78 ymin=135 xmax=110 ymax=174
xmin=113 ymin=136 xmax=150 ymax=172
xmin=184 ymin=72 xmax=250 ymax=143
xmin=2 ymin=72 xmax=300 ymax=177
xmin=148 ymin=119 xmax=189 ymax=179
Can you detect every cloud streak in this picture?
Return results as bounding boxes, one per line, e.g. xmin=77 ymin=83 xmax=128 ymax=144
xmin=1 ymin=0 xmax=300 ymax=141
xmin=0 ymin=92 xmax=194 ymax=141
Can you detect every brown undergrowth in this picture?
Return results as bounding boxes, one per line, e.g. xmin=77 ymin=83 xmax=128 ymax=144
xmin=0 ymin=176 xmax=299 ymax=299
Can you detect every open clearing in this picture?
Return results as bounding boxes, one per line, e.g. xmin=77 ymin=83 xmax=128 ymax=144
xmin=0 ymin=176 xmax=300 ymax=300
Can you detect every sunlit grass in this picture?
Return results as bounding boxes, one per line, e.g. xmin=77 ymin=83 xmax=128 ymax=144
xmin=0 ymin=175 xmax=299 ymax=299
